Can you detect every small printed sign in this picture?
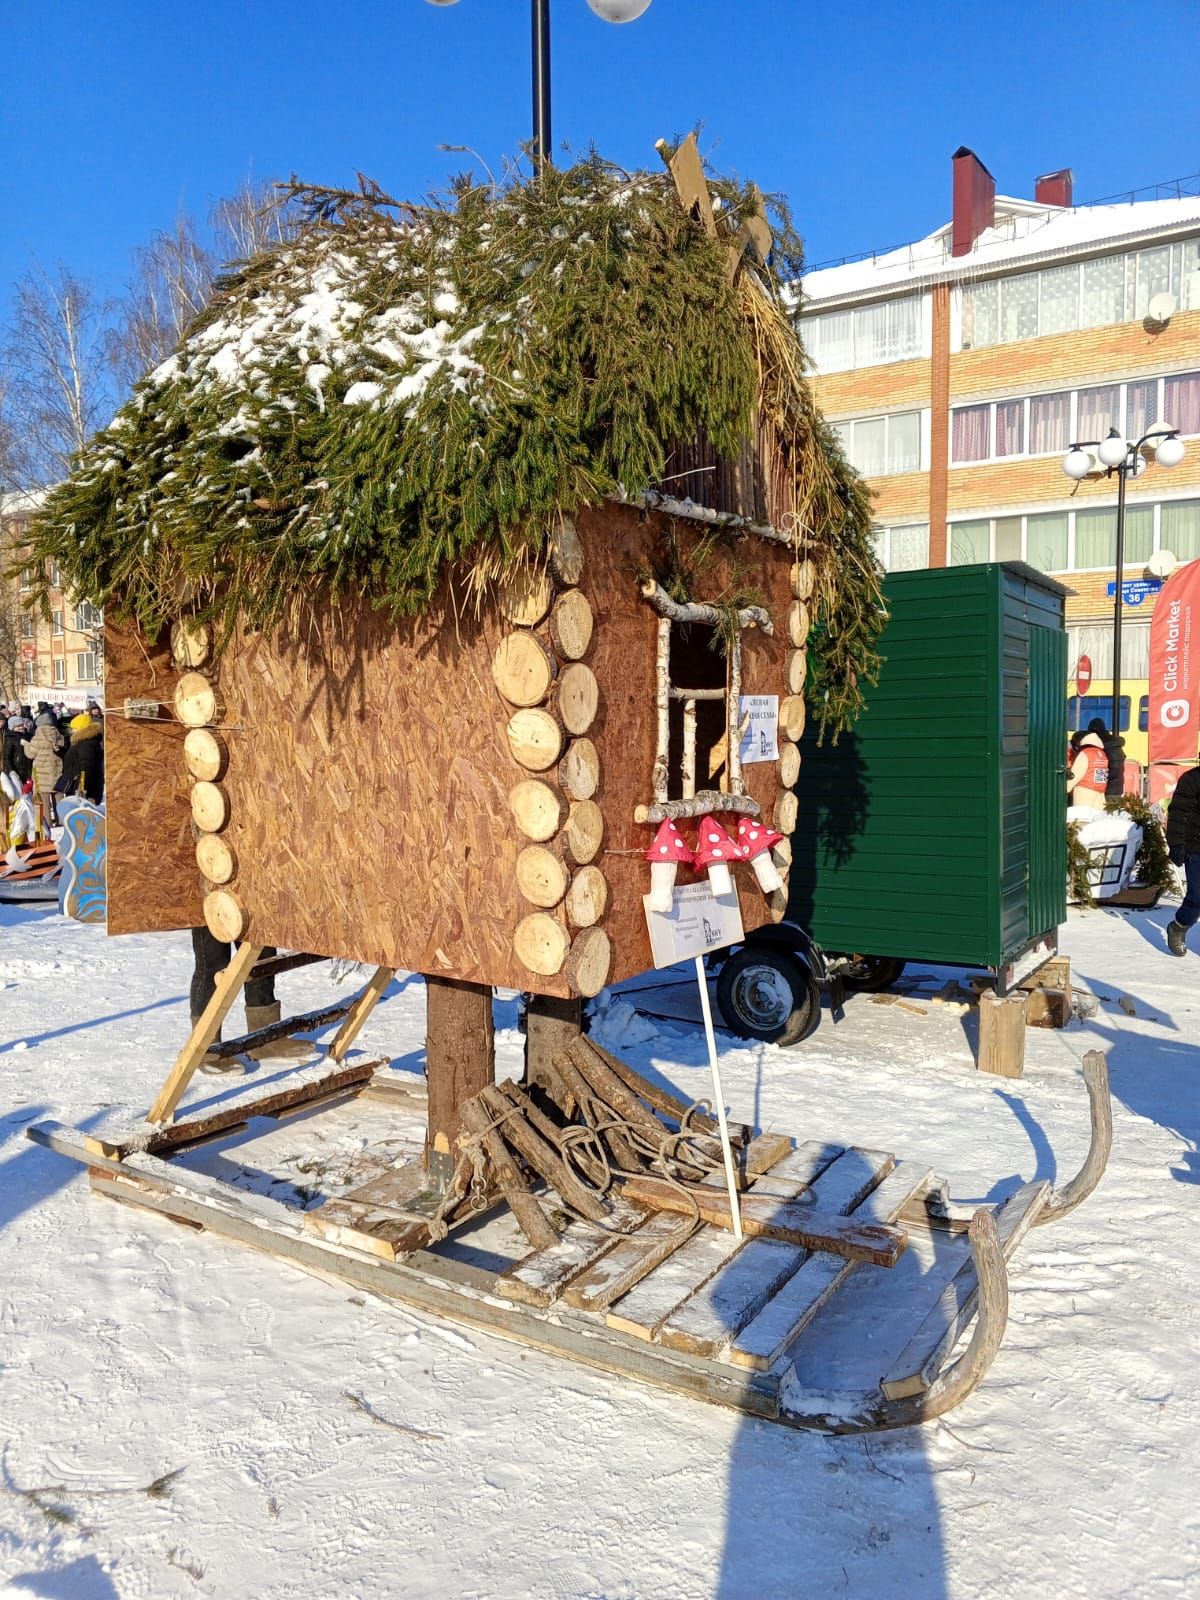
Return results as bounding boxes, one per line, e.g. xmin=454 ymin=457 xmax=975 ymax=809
xmin=643 ymin=879 xmax=745 ymax=969
xmin=738 ymin=694 xmax=779 ymax=765
xmin=1076 ymin=653 xmax=1092 ymax=696
xmin=1105 ymin=577 xmax=1163 ymax=606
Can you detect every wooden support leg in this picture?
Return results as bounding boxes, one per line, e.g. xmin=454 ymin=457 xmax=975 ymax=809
xmin=524 ymin=993 xmax=581 ymax=1094
xmin=425 ymin=976 xmax=495 ymax=1189
xmin=148 ymin=942 xmax=264 ymax=1125
xmin=977 ymin=988 xmax=1027 ymax=1078
xmin=326 ymin=966 xmax=395 ymax=1063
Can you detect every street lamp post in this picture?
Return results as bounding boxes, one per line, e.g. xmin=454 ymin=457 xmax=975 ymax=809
xmin=425 ymin=0 xmax=654 ymax=172
xmin=1063 ymin=426 xmax=1186 ymax=745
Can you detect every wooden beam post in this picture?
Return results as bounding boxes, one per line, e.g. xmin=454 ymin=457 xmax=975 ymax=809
xmin=425 ymin=976 xmax=495 ymax=1190
xmin=524 ymin=993 xmax=582 ymax=1094
xmin=977 ymin=988 xmax=1027 ymax=1078
xmin=147 ymin=942 xmax=264 ymax=1125
xmin=327 ymin=966 xmax=395 ymax=1063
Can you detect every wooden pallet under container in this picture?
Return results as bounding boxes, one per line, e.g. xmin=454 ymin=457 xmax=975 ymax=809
xmin=29 ymin=1030 xmax=1112 ymax=1434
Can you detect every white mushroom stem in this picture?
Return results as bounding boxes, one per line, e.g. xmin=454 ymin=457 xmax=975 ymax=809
xmin=748 ymin=851 xmax=783 ymax=894
xmin=705 ymin=861 xmax=733 ymax=897
xmin=648 ymin=860 xmax=678 ymax=913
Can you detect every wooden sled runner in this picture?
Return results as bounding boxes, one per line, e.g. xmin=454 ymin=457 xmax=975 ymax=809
xmin=27 ymin=960 xmax=1112 ymax=1433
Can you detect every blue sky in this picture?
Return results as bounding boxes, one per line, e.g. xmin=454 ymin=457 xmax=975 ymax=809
xmin=3 ymin=0 xmax=1199 ymax=310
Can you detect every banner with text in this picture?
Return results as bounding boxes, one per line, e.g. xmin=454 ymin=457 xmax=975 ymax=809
xmin=1148 ymin=557 xmax=1200 ymax=766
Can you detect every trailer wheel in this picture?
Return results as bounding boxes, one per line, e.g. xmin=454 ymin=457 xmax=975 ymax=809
xmin=716 ymin=948 xmax=820 ymax=1047
xmin=836 ymin=954 xmax=907 ymax=994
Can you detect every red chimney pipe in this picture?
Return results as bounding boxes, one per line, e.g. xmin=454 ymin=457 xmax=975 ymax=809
xmin=951 ymin=147 xmax=996 ymax=258
xmin=1035 ymin=168 xmax=1074 ymax=208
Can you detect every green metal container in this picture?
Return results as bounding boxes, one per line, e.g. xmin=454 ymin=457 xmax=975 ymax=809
xmin=789 ymin=561 xmax=1067 ymax=974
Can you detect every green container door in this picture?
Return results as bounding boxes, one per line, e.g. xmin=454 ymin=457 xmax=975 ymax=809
xmin=790 ymin=562 xmax=1066 ymax=969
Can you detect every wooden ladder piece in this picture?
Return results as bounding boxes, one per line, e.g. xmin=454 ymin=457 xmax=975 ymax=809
xmin=727 ymin=1163 xmax=935 ymax=1373
xmin=661 ymin=1149 xmax=902 ymax=1363
xmin=146 ymin=942 xmax=264 ymax=1125
xmin=880 ymin=1179 xmax=1051 ymax=1400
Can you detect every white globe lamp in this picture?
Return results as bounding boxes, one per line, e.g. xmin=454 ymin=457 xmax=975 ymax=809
xmin=587 ymin=0 xmax=653 ymax=19
xmin=1063 ymin=447 xmax=1093 ymax=481
xmin=1155 ymin=433 xmax=1186 ymax=469
xmin=1097 ymin=430 xmax=1128 ymax=468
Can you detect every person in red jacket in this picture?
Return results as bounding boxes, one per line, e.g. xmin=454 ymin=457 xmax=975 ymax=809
xmin=1067 ymin=733 xmax=1108 ymax=811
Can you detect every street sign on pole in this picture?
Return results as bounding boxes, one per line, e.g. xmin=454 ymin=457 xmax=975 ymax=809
xmin=1076 ymin=654 xmax=1092 ymax=697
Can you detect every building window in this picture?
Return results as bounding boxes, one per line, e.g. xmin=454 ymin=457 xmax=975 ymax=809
xmin=872 ymin=522 xmax=930 ymax=572
xmin=800 ymin=293 xmax=924 ymax=374
xmin=1164 ymin=373 xmax=1200 ymax=438
xmin=52 ymin=659 xmax=66 ymax=686
xmin=995 ymin=398 xmax=1024 ymax=457
xmin=951 ymin=404 xmax=989 ymax=463
xmin=22 ymin=661 xmax=36 ymax=686
xmin=960 ymin=236 xmax=1200 ymax=350
xmin=51 ymin=609 xmax=64 ymax=636
xmin=19 ymin=567 xmax=35 ymax=593
xmin=834 ymin=409 xmax=923 ymax=476
xmin=20 ymin=613 xmax=35 ymax=640
xmin=1029 ymin=391 xmax=1071 ymax=454
xmin=74 ymin=601 xmax=102 ymax=632
xmin=48 ymin=562 xmax=62 ymax=588
xmin=949 ymin=497 xmax=1200 ymax=573
xmin=1068 ymin=625 xmax=1151 ymax=683
xmin=75 ymin=652 xmax=98 ymax=682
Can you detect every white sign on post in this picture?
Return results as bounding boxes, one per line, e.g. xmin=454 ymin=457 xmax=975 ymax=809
xmin=739 ymin=694 xmax=779 ymax=765
xmin=643 ymin=879 xmax=745 ymax=970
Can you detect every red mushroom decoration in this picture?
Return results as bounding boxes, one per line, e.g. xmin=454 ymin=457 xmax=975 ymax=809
xmin=645 ymin=818 xmax=694 ymax=912
xmin=736 ymin=816 xmax=785 ymax=894
xmin=693 ymin=815 xmax=741 ymax=897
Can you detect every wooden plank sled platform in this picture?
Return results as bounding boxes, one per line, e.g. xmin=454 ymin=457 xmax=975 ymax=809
xmin=25 ymin=1050 xmax=1112 ymax=1433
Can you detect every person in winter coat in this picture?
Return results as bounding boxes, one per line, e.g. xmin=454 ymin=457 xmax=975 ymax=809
xmin=1085 ymin=717 xmax=1127 ymax=798
xmin=56 ymin=713 xmax=104 ymax=803
xmin=1068 ymin=732 xmax=1108 ymax=811
xmin=1165 ymin=758 xmax=1200 ymax=956
xmin=4 ymin=710 xmax=35 ymax=784
xmin=22 ymin=712 xmax=64 ymax=824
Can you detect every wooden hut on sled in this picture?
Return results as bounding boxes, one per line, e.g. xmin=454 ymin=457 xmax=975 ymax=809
xmin=24 ymin=141 xmax=1111 ymax=1431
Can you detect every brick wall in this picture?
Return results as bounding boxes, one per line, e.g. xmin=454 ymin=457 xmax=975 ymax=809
xmin=950 ymin=308 xmax=1200 ymax=400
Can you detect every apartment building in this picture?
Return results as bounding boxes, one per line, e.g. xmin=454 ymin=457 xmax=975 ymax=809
xmin=1 ymin=492 xmax=103 ymax=710
xmin=799 ymin=150 xmax=1200 ymax=765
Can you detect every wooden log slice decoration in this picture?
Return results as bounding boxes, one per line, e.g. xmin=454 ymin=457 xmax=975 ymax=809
xmin=506 ymin=707 xmax=564 ymax=772
xmin=203 ymin=888 xmax=246 ymax=943
xmin=183 ymin=726 xmax=228 ymax=782
xmin=513 ymin=912 xmax=570 ymax=977
xmin=773 ymin=836 xmax=793 ymax=868
xmin=170 ymin=618 xmax=211 ymax=670
xmin=787 ymin=650 xmax=808 ymax=696
xmin=190 ymin=780 xmax=229 ymax=833
xmin=498 ymin=566 xmax=554 ymax=628
xmin=558 ymin=737 xmax=599 ymax=802
xmin=549 ymin=517 xmax=584 ymax=586
xmin=196 ymin=832 xmax=237 ymax=885
xmin=492 ymin=633 xmax=556 ymax=707
xmin=515 ymin=844 xmax=569 ymax=908
xmin=566 ymin=926 xmax=612 ymax=998
xmin=509 ymin=779 xmax=567 ymax=842
xmin=565 ymin=865 xmax=608 ymax=928
xmin=549 ymin=590 xmax=594 ymax=661
xmin=780 ymin=694 xmax=806 ymax=742
xmin=779 ymin=739 xmax=801 ymax=788
xmin=774 ymin=789 xmax=799 ymax=836
xmin=174 ymin=671 xmax=220 ymax=728
xmin=564 ymin=798 xmax=603 ymax=864
xmin=790 ymin=558 xmax=816 ymax=600
xmin=788 ymin=600 xmax=810 ymax=648
xmin=555 ymin=662 xmax=599 ymax=735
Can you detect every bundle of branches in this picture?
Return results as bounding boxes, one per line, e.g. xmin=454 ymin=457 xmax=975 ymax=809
xmin=22 ymin=153 xmax=882 ymax=738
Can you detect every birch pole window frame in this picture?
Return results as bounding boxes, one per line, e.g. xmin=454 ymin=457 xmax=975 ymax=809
xmin=637 ymin=579 xmax=773 ymax=824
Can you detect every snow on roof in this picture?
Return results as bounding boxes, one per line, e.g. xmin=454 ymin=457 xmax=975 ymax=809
xmin=798 ymin=193 xmax=1200 ymax=310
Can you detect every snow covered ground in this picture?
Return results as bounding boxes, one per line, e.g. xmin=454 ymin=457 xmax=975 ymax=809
xmin=0 ymin=900 xmax=1196 ymax=1599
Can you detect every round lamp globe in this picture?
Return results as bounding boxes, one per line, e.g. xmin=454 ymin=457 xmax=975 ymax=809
xmin=1156 ymin=434 xmax=1186 ymax=469
xmin=587 ymin=0 xmax=653 ymax=20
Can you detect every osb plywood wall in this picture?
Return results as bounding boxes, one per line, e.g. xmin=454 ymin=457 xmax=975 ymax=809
xmin=104 ymin=502 xmax=793 ymax=991
xmin=103 ymin=623 xmax=201 ymax=936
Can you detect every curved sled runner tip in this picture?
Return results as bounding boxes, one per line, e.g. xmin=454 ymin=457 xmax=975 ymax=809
xmin=1037 ymin=1049 xmax=1112 ymax=1226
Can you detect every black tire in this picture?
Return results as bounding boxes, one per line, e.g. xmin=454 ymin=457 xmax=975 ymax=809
xmin=716 ymin=947 xmax=820 ymax=1047
xmin=832 ymin=953 xmax=907 ymax=994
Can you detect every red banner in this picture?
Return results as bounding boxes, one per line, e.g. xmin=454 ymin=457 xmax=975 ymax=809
xmin=1148 ymin=557 xmax=1200 ymax=765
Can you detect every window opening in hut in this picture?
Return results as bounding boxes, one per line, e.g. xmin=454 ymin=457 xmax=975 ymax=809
xmin=666 ymin=622 xmax=729 ymax=801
